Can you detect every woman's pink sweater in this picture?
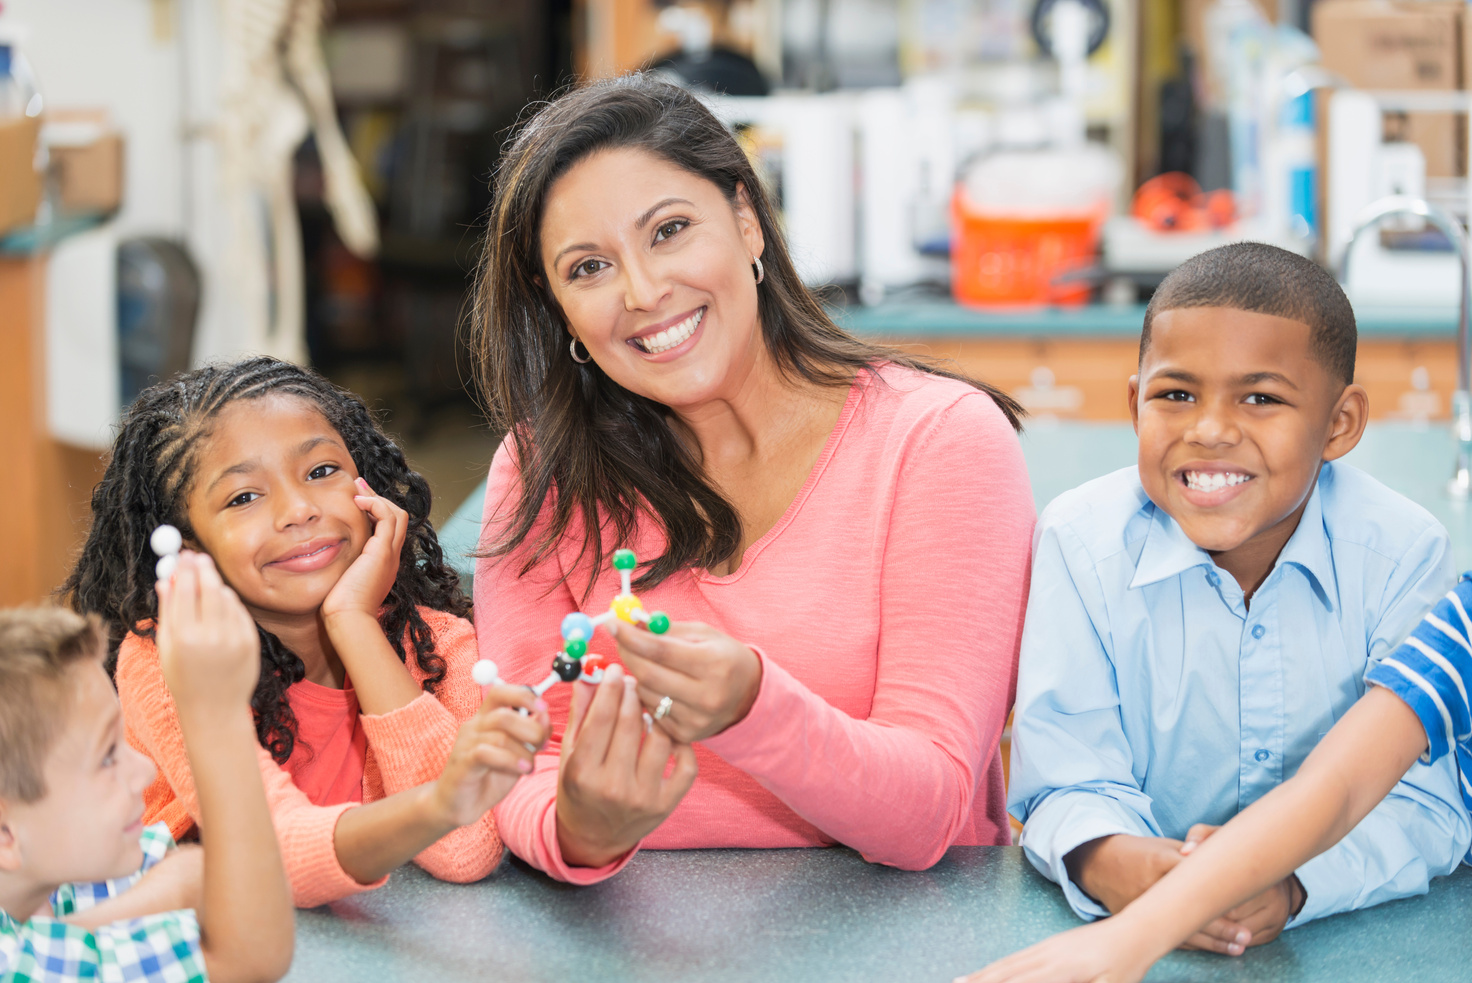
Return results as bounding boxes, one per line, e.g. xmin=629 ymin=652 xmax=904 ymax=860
xmin=476 ymin=365 xmax=1034 ymax=883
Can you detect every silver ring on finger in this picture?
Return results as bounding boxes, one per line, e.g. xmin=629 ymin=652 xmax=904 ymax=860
xmin=653 ymin=695 xmax=674 ymax=721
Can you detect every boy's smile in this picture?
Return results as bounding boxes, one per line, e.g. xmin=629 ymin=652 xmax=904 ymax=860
xmin=1129 ymin=307 xmax=1368 ymax=597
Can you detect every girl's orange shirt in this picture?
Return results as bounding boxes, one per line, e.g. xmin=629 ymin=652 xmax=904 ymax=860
xmin=115 ymin=608 xmax=498 ymax=908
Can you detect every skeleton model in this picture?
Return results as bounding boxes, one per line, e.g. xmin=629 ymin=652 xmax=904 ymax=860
xmin=217 ymin=0 xmax=378 ymax=364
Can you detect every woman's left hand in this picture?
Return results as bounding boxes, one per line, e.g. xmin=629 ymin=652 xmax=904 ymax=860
xmin=609 ymin=620 xmax=762 ymax=743
xmin=322 ymin=477 xmax=408 ymax=622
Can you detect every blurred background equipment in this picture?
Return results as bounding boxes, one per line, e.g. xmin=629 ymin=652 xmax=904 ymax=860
xmin=216 ymin=0 xmax=379 ymax=365
xmin=4 ymin=0 xmax=1472 ymax=606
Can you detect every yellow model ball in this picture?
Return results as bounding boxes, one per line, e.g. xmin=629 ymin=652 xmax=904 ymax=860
xmin=609 ymin=593 xmax=644 ymax=624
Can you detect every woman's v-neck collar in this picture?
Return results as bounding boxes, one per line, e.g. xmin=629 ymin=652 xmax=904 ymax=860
xmin=695 ymin=369 xmax=867 ymax=586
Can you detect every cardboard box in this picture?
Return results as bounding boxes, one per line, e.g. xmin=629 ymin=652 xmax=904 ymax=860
xmin=44 ymin=111 xmax=124 ymax=215
xmin=1313 ymin=0 xmax=1464 ymax=177
xmin=0 ymin=115 xmax=41 ymax=236
xmin=49 ymin=132 xmax=122 ymax=214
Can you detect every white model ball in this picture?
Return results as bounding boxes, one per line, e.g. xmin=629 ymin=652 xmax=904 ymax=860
xmin=150 ymin=524 xmax=183 ymax=558
xmin=155 ymin=554 xmax=179 ymax=582
xmin=471 ymin=660 xmax=499 ymax=687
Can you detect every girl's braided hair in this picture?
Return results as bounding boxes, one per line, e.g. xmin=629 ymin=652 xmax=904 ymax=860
xmin=62 ymin=356 xmax=470 ymax=764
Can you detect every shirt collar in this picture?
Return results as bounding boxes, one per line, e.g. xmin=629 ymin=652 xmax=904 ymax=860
xmin=1128 ymin=476 xmax=1337 ymax=611
xmin=1273 ymin=477 xmax=1338 ymax=611
xmin=1129 ymin=502 xmax=1212 ymax=590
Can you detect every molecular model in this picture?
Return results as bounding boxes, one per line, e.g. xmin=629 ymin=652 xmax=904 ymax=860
xmin=151 ymin=524 xmax=183 ymax=582
xmin=473 ymin=549 xmax=669 ymax=695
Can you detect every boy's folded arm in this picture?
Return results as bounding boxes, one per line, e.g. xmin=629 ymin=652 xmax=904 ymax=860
xmin=1009 ymin=518 xmax=1162 ymax=919
xmin=1290 ymin=744 xmax=1469 ymax=923
xmin=59 ymin=844 xmax=203 ymax=931
xmin=1019 ymin=785 xmax=1162 ymax=919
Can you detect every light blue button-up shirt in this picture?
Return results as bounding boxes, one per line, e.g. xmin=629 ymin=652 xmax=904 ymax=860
xmin=1009 ymin=461 xmax=1470 ymax=925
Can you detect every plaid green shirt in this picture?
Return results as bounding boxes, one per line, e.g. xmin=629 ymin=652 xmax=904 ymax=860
xmin=1 ymin=823 xmax=206 ymax=982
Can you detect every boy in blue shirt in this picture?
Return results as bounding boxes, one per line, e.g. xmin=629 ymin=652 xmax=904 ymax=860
xmin=1007 ymin=243 xmax=1470 ymax=953
xmin=966 ymin=583 xmax=1472 ymax=983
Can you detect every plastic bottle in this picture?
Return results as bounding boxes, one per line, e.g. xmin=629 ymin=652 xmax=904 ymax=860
xmin=0 ymin=25 xmax=43 ymax=120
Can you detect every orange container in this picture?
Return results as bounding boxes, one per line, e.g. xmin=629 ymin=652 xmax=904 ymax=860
xmin=950 ymin=189 xmax=1102 ymax=307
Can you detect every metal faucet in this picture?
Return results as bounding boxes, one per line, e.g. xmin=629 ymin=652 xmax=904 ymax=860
xmin=1339 ymin=195 xmax=1472 ymax=500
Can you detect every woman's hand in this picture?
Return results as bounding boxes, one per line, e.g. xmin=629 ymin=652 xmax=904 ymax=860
xmin=609 ymin=620 xmax=762 ymax=744
xmin=430 ymin=685 xmax=552 ymax=829
xmin=321 ymin=477 xmax=408 ymax=624
xmin=556 ymin=664 xmax=698 ymax=868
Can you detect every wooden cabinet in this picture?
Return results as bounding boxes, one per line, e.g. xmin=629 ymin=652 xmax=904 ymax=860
xmin=0 ymin=257 xmax=106 ymax=606
xmin=892 ymin=336 xmax=1461 ymax=422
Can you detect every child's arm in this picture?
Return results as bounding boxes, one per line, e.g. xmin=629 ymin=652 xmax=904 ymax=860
xmin=327 ymin=686 xmax=550 ymax=884
xmin=960 ymin=685 xmax=1429 ymax=983
xmin=59 ymin=845 xmax=202 ymax=931
xmin=356 ymin=613 xmax=513 ymax=883
xmin=157 ymin=552 xmax=294 ymax=983
xmin=318 ymin=478 xmax=430 ymax=714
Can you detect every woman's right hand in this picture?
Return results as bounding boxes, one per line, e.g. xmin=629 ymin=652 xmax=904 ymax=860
xmin=555 ymin=664 xmax=698 ymax=868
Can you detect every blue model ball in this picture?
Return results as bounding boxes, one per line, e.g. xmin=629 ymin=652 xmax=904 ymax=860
xmin=561 ymin=612 xmax=595 ymax=642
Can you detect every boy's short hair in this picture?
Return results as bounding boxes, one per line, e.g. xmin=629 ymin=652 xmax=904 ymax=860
xmin=1141 ymin=242 xmax=1357 ymax=385
xmin=0 ymin=608 xmax=105 ymax=802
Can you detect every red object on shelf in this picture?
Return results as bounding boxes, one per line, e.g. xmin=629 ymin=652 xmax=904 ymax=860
xmin=1131 ymin=172 xmax=1236 ymax=232
xmin=950 ymin=189 xmax=1101 ymax=307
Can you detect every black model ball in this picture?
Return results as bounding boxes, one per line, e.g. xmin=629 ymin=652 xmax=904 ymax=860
xmin=552 ymin=653 xmax=583 ymax=683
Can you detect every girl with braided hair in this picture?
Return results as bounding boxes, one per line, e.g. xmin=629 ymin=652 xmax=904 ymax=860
xmin=64 ymin=356 xmax=550 ymax=907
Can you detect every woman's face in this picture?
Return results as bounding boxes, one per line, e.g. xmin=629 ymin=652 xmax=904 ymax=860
xmin=539 ymin=147 xmax=766 ymax=411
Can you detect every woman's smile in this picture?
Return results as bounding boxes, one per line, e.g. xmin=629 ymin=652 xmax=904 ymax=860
xmin=629 ymin=306 xmax=706 ymax=357
xmin=540 ymin=146 xmax=765 ymax=410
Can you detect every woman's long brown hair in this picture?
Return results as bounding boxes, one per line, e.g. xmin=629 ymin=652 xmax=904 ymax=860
xmin=470 ymin=73 xmax=1023 ymax=595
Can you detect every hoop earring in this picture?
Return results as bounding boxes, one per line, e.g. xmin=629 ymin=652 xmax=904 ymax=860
xmin=753 ymin=256 xmax=765 ymax=284
xmin=569 ymin=337 xmax=592 ymax=364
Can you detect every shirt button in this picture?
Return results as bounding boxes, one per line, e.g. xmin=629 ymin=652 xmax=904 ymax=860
xmin=1254 ymin=749 xmax=1271 ymax=763
xmin=1251 ymin=624 xmax=1266 ymax=639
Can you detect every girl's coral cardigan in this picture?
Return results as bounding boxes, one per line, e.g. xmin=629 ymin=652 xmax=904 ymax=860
xmin=115 ymin=608 xmax=500 ymax=907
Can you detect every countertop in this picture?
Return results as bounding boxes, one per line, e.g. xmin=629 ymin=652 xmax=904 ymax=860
xmin=836 ymin=300 xmax=1463 ymax=339
xmin=284 ymin=845 xmax=1472 ymax=983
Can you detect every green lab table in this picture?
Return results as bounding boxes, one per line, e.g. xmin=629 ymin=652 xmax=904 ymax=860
xmin=284 ymin=846 xmax=1472 ymax=982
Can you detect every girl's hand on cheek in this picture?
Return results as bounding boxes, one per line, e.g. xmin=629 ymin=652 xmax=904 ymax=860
xmin=611 ymin=620 xmax=762 ymax=744
xmin=322 ymin=477 xmax=409 ymax=623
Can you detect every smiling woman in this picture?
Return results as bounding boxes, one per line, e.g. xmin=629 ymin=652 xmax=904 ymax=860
xmin=469 ymin=75 xmax=1037 ymax=882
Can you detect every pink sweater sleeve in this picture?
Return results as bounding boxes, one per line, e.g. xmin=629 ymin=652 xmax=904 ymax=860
xmin=701 ymin=392 xmax=1033 ymax=869
xmin=477 ymin=447 xmax=636 ymax=885
xmin=115 ymin=633 xmax=383 ymax=907
xmin=358 ymin=613 xmax=504 ymax=882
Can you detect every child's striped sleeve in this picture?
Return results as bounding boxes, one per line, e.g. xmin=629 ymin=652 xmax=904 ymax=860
xmin=1365 ymin=574 xmax=1472 ymax=765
